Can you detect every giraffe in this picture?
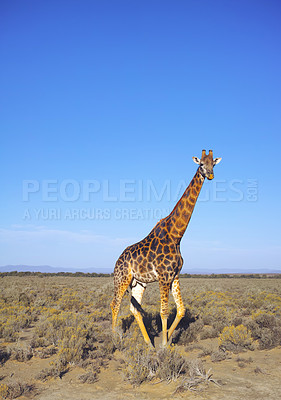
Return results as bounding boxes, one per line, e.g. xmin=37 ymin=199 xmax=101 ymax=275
xmin=111 ymin=149 xmax=222 ymax=346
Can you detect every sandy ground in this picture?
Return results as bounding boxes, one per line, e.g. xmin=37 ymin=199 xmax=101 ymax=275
xmin=2 ymin=334 xmax=281 ymax=400
xmin=1 ymin=277 xmax=281 ymax=400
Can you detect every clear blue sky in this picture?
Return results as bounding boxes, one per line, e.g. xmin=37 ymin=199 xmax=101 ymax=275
xmin=1 ymin=0 xmax=281 ymax=273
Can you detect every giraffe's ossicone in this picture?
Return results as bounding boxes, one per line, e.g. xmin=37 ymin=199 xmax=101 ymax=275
xmin=111 ymin=149 xmax=222 ymax=346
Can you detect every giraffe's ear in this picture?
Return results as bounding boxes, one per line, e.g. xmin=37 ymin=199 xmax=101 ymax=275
xmin=213 ymin=157 xmax=222 ymax=165
xmin=192 ymin=156 xmax=201 ymax=165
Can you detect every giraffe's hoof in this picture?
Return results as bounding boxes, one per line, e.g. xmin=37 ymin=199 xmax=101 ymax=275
xmin=143 ymin=337 xmax=154 ymax=349
xmin=147 ymin=341 xmax=154 ymax=349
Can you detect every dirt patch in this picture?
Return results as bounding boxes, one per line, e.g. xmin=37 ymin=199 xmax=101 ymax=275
xmin=1 ymin=344 xmax=280 ymax=400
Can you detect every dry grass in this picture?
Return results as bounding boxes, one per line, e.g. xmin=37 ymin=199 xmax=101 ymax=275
xmin=0 ymin=275 xmax=280 ymax=397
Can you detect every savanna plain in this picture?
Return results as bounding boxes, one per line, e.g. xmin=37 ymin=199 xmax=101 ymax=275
xmin=0 ymin=275 xmax=281 ymax=400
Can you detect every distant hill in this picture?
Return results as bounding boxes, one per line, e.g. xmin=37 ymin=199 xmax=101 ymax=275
xmin=188 ymin=266 xmax=281 ymax=275
xmin=0 ymin=265 xmax=113 ymax=274
xmin=0 ymin=264 xmax=280 ymax=275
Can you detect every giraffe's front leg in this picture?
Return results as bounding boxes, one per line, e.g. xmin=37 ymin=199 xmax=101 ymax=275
xmin=168 ymin=277 xmax=185 ymax=340
xmin=159 ymin=282 xmax=170 ymax=347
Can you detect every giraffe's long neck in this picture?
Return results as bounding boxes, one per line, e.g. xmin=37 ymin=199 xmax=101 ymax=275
xmin=165 ymin=168 xmax=205 ymax=242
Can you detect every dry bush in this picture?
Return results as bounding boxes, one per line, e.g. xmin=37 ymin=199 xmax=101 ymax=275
xmin=57 ymin=333 xmax=87 ymax=364
xmin=175 ymin=359 xmax=220 ymax=393
xmin=257 ymin=327 xmax=281 ymax=349
xmin=78 ymin=371 xmax=99 ymax=384
xmin=189 ymin=290 xmax=239 ymax=332
xmin=253 ymin=311 xmax=277 ymax=328
xmin=57 ymin=289 xmax=84 ymax=311
xmin=218 ymin=325 xmax=254 ymax=352
xmin=23 ymin=278 xmax=115 ymax=384
xmin=122 ymin=345 xmax=155 ymax=386
xmin=235 ymin=356 xmax=253 ymax=368
xmin=82 ymin=356 xmax=109 ymax=371
xmin=33 ymin=345 xmax=57 ymax=359
xmin=0 ymin=348 xmax=10 ymax=365
xmin=247 ymin=311 xmax=281 ymax=349
xmin=33 ymin=311 xmax=90 ymax=348
xmin=211 ymin=349 xmax=232 ymax=362
xmin=254 ymin=366 xmax=264 ymax=374
xmin=197 ymin=344 xmax=231 ymax=362
xmin=197 ymin=345 xmax=213 ymax=357
xmin=1 ymin=275 xmax=281 ymax=389
xmin=0 ymin=383 xmax=9 ymax=399
xmin=231 ymin=316 xmax=243 ymax=327
xmin=122 ymin=338 xmax=189 ymax=386
xmin=35 ymin=359 xmax=68 ymax=381
xmin=246 ymin=292 xmax=281 ymax=315
xmin=94 ymin=287 xmax=113 ymax=309
xmin=176 ymin=318 xmax=204 ymax=345
xmin=0 ymin=381 xmax=34 ymax=399
xmin=0 ymin=313 xmax=31 ymax=342
xmin=184 ymin=343 xmax=204 ymax=353
xmin=30 ymin=334 xmax=49 ymax=348
xmin=156 ymin=347 xmax=189 ymax=382
xmin=18 ymin=292 xmax=31 ymax=307
xmin=200 ymin=326 xmax=218 ymax=340
xmin=9 ymin=345 xmax=33 ymax=362
xmin=0 ymin=290 xmax=37 ymax=343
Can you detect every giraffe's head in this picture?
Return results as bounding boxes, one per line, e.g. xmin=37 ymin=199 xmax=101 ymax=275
xmin=192 ymin=149 xmax=222 ymax=180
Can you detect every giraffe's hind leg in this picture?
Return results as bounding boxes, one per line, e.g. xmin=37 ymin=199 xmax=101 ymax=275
xmin=110 ymin=267 xmax=132 ymax=333
xmin=130 ymin=280 xmax=153 ymax=346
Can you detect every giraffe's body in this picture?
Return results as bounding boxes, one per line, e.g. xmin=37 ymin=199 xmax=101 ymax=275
xmin=111 ymin=150 xmax=221 ymax=346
